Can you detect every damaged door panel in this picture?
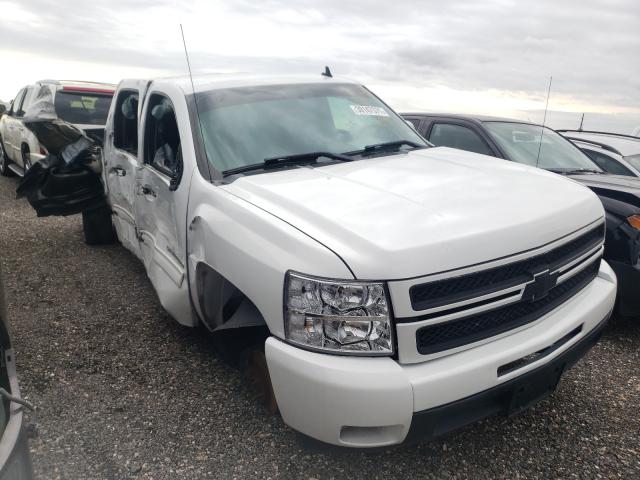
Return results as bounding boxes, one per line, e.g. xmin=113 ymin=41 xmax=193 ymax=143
xmin=102 ymin=81 xmax=149 ymax=259
xmin=133 ymin=90 xmax=192 ymax=325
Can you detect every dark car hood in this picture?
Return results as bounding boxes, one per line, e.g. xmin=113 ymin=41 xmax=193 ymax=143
xmin=567 ymin=173 xmax=640 ymax=209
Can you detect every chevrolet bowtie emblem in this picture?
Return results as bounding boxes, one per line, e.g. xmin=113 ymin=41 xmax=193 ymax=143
xmin=522 ymin=269 xmax=557 ymax=302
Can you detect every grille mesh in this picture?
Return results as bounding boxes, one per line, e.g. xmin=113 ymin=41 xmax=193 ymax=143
xmin=415 ymin=259 xmax=600 ymax=355
xmin=409 ymin=224 xmax=604 ymax=312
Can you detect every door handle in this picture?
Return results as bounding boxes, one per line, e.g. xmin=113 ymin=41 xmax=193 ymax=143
xmin=139 ymin=186 xmax=156 ymax=198
xmin=110 ymin=166 xmax=126 ymax=177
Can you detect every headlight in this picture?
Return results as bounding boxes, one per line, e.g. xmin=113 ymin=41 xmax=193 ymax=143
xmin=284 ymin=271 xmax=393 ymax=355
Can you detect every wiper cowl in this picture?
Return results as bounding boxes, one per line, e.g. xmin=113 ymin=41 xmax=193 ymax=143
xmin=547 ymin=168 xmax=604 ymax=175
xmin=223 ymin=151 xmax=352 ymax=177
xmin=345 ymin=139 xmax=428 ymax=157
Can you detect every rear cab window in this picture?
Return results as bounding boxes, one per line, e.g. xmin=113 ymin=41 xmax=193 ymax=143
xmin=54 ymin=88 xmax=114 ymax=125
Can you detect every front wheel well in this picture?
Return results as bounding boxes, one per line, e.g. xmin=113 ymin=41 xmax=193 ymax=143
xmin=194 ymin=262 xmax=268 ymax=333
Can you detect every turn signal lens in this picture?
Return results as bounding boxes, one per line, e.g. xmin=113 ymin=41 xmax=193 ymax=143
xmin=628 ymin=215 xmax=640 ymax=230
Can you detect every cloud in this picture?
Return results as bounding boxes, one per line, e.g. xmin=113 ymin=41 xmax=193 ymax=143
xmin=0 ymin=0 xmax=638 ymax=131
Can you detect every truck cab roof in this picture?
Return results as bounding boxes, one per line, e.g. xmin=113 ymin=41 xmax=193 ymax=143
xmin=119 ymin=74 xmax=358 ymax=95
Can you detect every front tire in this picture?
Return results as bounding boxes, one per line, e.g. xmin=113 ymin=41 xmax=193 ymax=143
xmin=82 ymin=207 xmax=117 ymax=245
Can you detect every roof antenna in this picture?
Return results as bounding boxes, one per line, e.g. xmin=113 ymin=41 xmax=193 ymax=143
xmin=180 ymin=24 xmax=213 ymax=180
xmin=322 ymin=66 xmax=333 ymax=78
xmin=578 ymin=113 xmax=585 ymax=132
xmin=535 ymin=76 xmax=553 ymax=168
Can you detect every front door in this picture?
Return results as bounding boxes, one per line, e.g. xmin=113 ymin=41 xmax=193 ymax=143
xmin=103 ymin=80 xmax=149 ymax=259
xmin=3 ymin=88 xmax=27 ymax=162
xmin=134 ymin=89 xmax=192 ymax=325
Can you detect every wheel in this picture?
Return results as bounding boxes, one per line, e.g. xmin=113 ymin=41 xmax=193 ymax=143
xmin=82 ymin=206 xmax=117 ymax=245
xmin=21 ymin=144 xmax=32 ymax=173
xmin=0 ymin=138 xmax=12 ymax=176
xmin=243 ymin=349 xmax=278 ymax=414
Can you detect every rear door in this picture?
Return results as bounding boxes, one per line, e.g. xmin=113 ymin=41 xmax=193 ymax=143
xmin=103 ymin=80 xmax=149 ymax=259
xmin=14 ymin=86 xmax=39 ymax=169
xmin=133 ymin=87 xmax=191 ymax=323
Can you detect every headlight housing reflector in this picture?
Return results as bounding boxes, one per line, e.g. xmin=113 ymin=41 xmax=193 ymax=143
xmin=284 ymin=272 xmax=393 ymax=355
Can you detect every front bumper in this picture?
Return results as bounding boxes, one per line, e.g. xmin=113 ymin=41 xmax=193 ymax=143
xmin=608 ymin=259 xmax=640 ymax=317
xmin=265 ymin=262 xmax=617 ymax=448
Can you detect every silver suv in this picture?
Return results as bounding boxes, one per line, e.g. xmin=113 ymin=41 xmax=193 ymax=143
xmin=0 ymin=80 xmax=114 ymax=177
xmin=559 ymin=130 xmax=640 ymax=178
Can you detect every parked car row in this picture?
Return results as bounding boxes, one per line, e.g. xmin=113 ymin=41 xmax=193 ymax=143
xmin=0 ymin=72 xmax=636 ymax=449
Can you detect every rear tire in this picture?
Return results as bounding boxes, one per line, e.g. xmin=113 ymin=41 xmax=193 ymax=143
xmin=82 ymin=207 xmax=117 ymax=245
xmin=21 ymin=144 xmax=32 ymax=173
xmin=0 ymin=138 xmax=12 ymax=176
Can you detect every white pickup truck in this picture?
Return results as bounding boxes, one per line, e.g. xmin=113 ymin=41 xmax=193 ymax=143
xmin=22 ymin=74 xmax=617 ymax=447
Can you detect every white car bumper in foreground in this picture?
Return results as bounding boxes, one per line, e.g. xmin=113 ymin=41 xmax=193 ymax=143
xmin=266 ymin=261 xmax=617 ymax=448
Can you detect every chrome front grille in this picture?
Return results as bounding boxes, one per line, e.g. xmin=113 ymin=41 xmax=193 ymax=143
xmin=399 ymin=223 xmax=605 ymax=357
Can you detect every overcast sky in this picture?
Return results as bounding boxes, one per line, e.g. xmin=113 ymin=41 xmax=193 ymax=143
xmin=0 ymin=0 xmax=638 ymax=133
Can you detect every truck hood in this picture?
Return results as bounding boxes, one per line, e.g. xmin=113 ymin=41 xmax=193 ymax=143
xmin=223 ymin=147 xmax=604 ymax=279
xmin=566 ymin=173 xmax=640 ymax=209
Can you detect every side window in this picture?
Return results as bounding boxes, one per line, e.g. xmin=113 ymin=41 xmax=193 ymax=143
xmin=9 ymin=89 xmax=26 ymax=117
xmin=429 ymin=123 xmax=494 ymax=156
xmin=113 ymin=90 xmax=139 ymax=155
xmin=144 ymin=94 xmax=183 ymax=186
xmin=584 ymin=149 xmax=634 ymax=176
xmin=19 ymin=86 xmax=34 ymax=114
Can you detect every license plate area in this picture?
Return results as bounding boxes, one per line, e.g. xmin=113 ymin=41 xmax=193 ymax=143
xmin=507 ymin=360 xmax=565 ymax=416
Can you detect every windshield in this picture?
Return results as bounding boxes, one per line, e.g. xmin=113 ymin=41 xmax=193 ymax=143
xmin=194 ymin=83 xmax=427 ymax=172
xmin=625 ymin=154 xmax=640 ymax=171
xmin=484 ymin=122 xmax=602 ymax=172
xmin=54 ymin=91 xmax=113 ymax=125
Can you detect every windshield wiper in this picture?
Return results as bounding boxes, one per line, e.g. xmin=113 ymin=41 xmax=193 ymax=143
xmin=546 ymin=168 xmax=604 ymax=175
xmin=345 ymin=139 xmax=427 ymax=157
xmin=222 ymin=151 xmax=353 ymax=176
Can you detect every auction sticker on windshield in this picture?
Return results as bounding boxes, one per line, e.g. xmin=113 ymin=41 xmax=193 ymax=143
xmin=350 ymin=105 xmax=389 ymax=117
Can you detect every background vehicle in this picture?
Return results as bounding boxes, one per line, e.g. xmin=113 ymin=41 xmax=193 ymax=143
xmin=402 ymin=113 xmax=640 ymax=316
xmin=558 ymin=130 xmax=640 ymax=178
xmin=0 ymin=80 xmax=115 ymax=177
xmin=19 ymin=76 xmax=616 ymax=448
xmin=0 ymin=267 xmax=34 ymax=479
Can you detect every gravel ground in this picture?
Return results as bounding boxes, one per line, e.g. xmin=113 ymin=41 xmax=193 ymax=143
xmin=0 ymin=173 xmax=639 ymax=479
